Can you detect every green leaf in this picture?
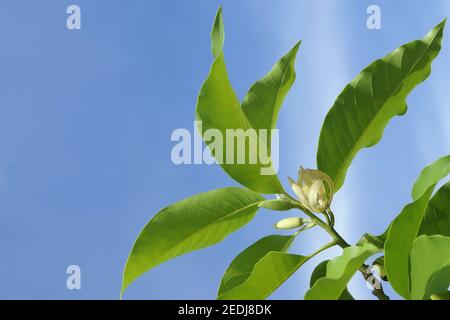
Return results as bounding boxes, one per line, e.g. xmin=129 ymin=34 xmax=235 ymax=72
xmin=196 ymin=7 xmax=283 ymax=194
xmin=412 ymin=154 xmax=450 ymax=200
xmin=258 ymin=199 xmax=296 ymax=211
xmin=309 ymin=260 xmax=354 ymax=300
xmin=241 ymin=41 xmax=300 ymax=152
xmin=317 ymin=20 xmax=446 ymax=191
xmin=211 ymin=7 xmax=224 ymax=58
xmin=419 ymin=181 xmax=450 ymax=237
xmin=304 ymin=244 xmax=380 ymax=300
xmin=384 ymin=186 xmax=435 ymax=298
xmin=218 ymin=235 xmax=295 ymax=297
xmin=356 ymin=227 xmax=390 ymax=249
xmin=425 ymin=264 xmax=450 ymax=300
xmin=121 ymin=187 xmax=263 ymax=297
xmin=410 ymin=235 xmax=450 ymax=300
xmin=218 ymin=252 xmax=308 ymax=300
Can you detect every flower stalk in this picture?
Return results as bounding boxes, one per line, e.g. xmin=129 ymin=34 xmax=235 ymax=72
xmin=282 ymin=167 xmax=390 ymax=300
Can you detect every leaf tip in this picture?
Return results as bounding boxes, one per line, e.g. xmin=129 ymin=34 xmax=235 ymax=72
xmin=430 ymin=18 xmax=447 ymax=38
xmin=288 ymin=41 xmax=301 ymax=61
xmin=214 ymin=6 xmax=223 ymax=23
xmin=211 ymin=6 xmax=225 ymax=58
xmin=120 ymin=273 xmax=129 ymax=299
xmin=120 ymin=255 xmax=136 ymax=300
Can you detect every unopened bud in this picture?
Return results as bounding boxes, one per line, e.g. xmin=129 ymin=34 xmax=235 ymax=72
xmin=274 ymin=217 xmax=306 ymax=230
xmin=259 ymin=198 xmax=295 ymax=211
xmin=288 ymin=167 xmax=334 ymax=213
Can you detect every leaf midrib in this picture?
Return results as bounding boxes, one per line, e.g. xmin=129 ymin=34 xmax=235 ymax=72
xmin=268 ymin=56 xmax=294 ymax=130
xmin=161 ymin=200 xmax=261 ymax=262
xmin=207 ymin=51 xmax=283 ymax=193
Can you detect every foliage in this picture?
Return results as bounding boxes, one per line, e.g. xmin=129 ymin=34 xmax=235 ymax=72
xmin=121 ymin=8 xmax=449 ymax=300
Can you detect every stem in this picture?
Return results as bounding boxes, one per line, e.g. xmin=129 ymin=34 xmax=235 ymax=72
xmin=327 ymin=208 xmax=336 ymax=227
xmin=284 ymin=193 xmax=390 ymax=300
xmin=309 ymin=240 xmax=338 ymax=258
xmin=360 ymin=264 xmax=390 ymax=300
xmin=322 ymin=212 xmax=332 ymax=226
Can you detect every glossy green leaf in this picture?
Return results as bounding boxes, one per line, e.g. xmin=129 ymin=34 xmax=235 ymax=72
xmin=425 ymin=264 xmax=450 ymax=300
xmin=218 ymin=235 xmax=295 ymax=297
xmin=309 ymin=260 xmax=354 ymax=300
xmin=356 ymin=227 xmax=390 ymax=249
xmin=121 ymin=187 xmax=263 ymax=297
xmin=412 ymin=154 xmax=450 ymax=200
xmin=304 ymin=244 xmax=380 ymax=300
xmin=419 ymin=181 xmax=450 ymax=236
xmin=196 ymin=9 xmax=283 ymax=194
xmin=317 ymin=20 xmax=446 ymax=191
xmin=218 ymin=252 xmax=308 ymax=300
xmin=241 ymin=41 xmax=300 ymax=152
xmin=410 ymin=235 xmax=450 ymax=300
xmin=384 ymin=186 xmax=435 ymax=298
xmin=196 ymin=7 xmax=283 ymax=194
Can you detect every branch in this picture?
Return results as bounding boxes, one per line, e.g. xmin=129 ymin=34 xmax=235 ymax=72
xmin=285 ymin=195 xmax=390 ymax=300
xmin=360 ymin=264 xmax=390 ymax=300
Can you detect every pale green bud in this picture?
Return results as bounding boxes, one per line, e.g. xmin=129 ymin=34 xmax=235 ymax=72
xmin=288 ymin=167 xmax=334 ymax=213
xmin=259 ymin=199 xmax=295 ymax=211
xmin=274 ymin=217 xmax=306 ymax=230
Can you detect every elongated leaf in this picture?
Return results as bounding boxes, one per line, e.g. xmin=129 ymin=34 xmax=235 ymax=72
xmin=309 ymin=260 xmax=354 ymax=300
xmin=241 ymin=41 xmax=300 ymax=152
xmin=420 ymin=182 xmax=450 ymax=236
xmin=384 ymin=186 xmax=435 ymax=298
xmin=410 ymin=235 xmax=450 ymax=300
xmin=317 ymin=20 xmax=446 ymax=191
xmin=218 ymin=252 xmax=308 ymax=300
xmin=218 ymin=235 xmax=295 ymax=296
xmin=412 ymin=154 xmax=450 ymax=200
xmin=304 ymin=244 xmax=380 ymax=300
xmin=121 ymin=187 xmax=263 ymax=296
xmin=196 ymin=8 xmax=283 ymax=194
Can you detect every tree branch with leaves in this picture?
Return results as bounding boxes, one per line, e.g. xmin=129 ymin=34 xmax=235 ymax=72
xmin=120 ymin=8 xmax=450 ymax=301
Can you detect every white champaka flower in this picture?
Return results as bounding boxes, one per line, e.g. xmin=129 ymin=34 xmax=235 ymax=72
xmin=288 ymin=167 xmax=334 ymax=213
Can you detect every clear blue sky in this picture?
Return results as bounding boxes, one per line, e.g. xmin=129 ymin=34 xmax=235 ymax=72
xmin=0 ymin=0 xmax=449 ymax=299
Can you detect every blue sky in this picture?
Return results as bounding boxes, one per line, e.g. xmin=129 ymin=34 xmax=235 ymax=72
xmin=0 ymin=0 xmax=449 ymax=299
